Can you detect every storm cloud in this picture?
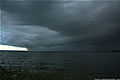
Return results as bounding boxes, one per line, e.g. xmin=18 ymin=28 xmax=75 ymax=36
xmin=0 ymin=0 xmax=120 ymax=51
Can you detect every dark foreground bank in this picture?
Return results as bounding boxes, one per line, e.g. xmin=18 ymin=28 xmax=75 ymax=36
xmin=0 ymin=51 xmax=120 ymax=80
xmin=0 ymin=65 xmax=120 ymax=80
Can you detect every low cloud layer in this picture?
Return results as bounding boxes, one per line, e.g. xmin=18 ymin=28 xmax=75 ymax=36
xmin=0 ymin=0 xmax=120 ymax=51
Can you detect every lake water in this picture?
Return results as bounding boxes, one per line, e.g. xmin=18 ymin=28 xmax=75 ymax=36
xmin=0 ymin=51 xmax=120 ymax=73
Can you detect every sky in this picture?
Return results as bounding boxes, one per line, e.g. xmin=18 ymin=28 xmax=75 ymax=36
xmin=0 ymin=0 xmax=120 ymax=51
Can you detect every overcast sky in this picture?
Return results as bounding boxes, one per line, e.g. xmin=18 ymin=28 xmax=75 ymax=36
xmin=0 ymin=0 xmax=120 ymax=51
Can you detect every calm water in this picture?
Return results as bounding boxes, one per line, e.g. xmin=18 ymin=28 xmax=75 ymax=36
xmin=0 ymin=51 xmax=120 ymax=72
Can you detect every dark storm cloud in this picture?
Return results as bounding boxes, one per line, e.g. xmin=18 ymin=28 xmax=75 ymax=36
xmin=1 ymin=0 xmax=120 ymax=50
xmin=1 ymin=9 xmax=71 ymax=50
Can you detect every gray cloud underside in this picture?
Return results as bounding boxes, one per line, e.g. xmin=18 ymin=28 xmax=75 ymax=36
xmin=1 ymin=0 xmax=120 ymax=51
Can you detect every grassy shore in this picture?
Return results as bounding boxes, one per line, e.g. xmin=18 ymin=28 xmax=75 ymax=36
xmin=0 ymin=65 xmax=120 ymax=80
xmin=0 ymin=65 xmax=94 ymax=80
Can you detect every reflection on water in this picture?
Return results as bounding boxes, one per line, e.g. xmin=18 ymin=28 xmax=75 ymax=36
xmin=0 ymin=51 xmax=120 ymax=73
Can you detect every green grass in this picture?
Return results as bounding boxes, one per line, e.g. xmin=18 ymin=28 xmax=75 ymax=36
xmin=0 ymin=65 xmax=94 ymax=80
xmin=1 ymin=65 xmax=119 ymax=80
